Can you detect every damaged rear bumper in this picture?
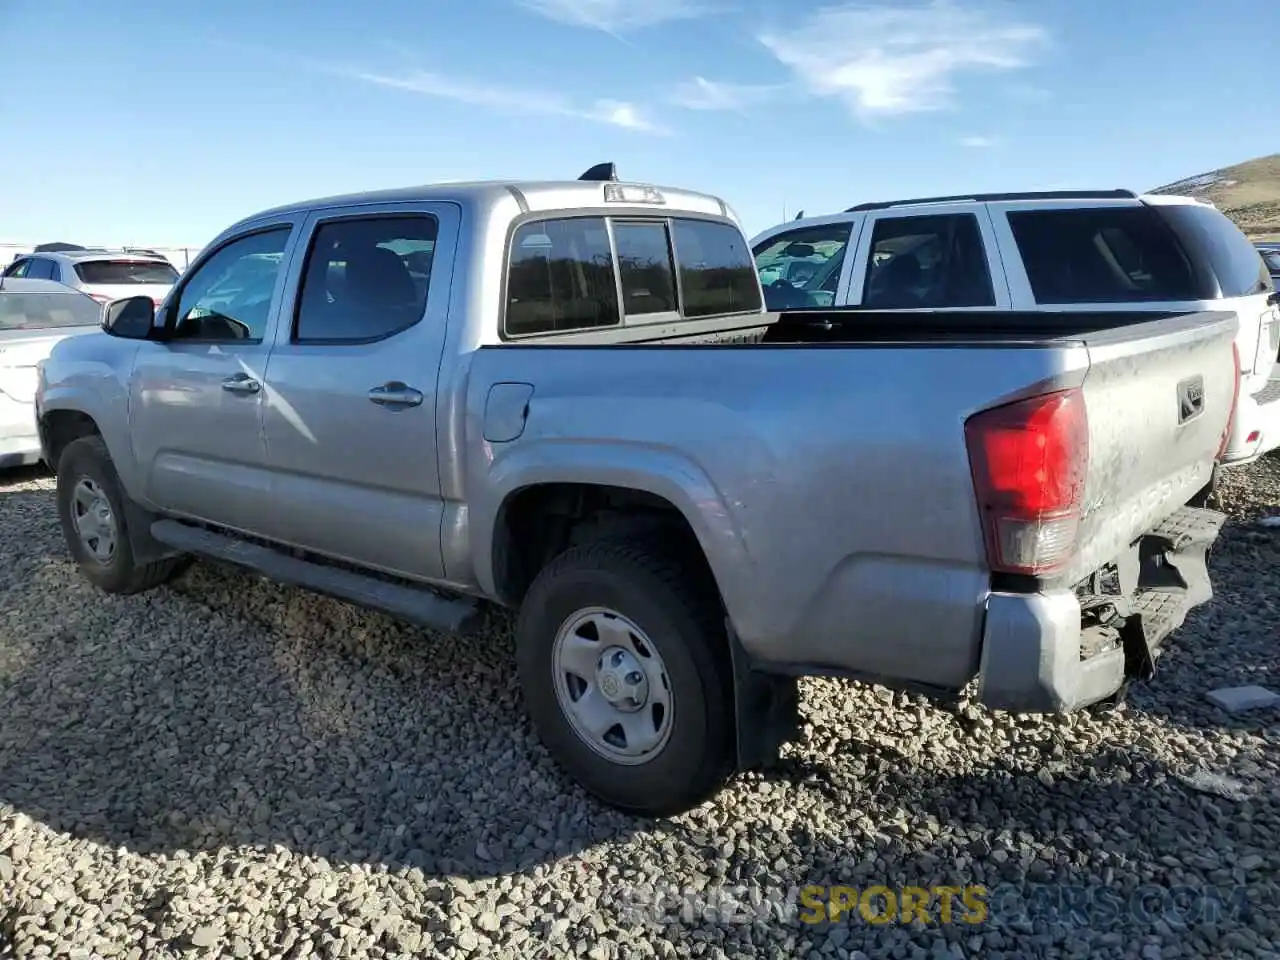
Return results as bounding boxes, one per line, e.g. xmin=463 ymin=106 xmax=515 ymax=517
xmin=975 ymin=505 xmax=1226 ymax=713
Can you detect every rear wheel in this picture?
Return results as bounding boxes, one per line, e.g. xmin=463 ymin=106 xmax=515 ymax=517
xmin=56 ymin=436 xmax=182 ymax=594
xmin=515 ymin=538 xmax=735 ymax=817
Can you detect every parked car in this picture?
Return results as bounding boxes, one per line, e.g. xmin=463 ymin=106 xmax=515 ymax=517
xmin=1258 ymin=242 xmax=1280 ymax=284
xmin=3 ymin=248 xmax=179 ymax=309
xmin=36 ymin=169 xmax=1238 ymax=816
xmin=0 ymin=277 xmax=102 ymax=468
xmin=752 ymin=190 xmax=1279 ymax=467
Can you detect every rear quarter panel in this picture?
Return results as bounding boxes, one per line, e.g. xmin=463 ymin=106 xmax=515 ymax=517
xmin=461 ymin=342 xmax=1089 ymax=690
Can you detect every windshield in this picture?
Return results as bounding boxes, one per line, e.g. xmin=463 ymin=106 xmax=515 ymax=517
xmin=1261 ymin=249 xmax=1280 ymax=274
xmin=74 ymin=259 xmax=179 ymax=285
xmin=0 ymin=290 xmax=101 ymax=330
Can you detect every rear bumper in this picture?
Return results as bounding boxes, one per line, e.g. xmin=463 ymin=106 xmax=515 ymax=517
xmin=1221 ymin=377 xmax=1280 ymax=465
xmin=976 ymin=505 xmax=1225 ymax=713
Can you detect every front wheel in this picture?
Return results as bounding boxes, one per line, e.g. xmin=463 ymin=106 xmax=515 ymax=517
xmin=515 ymin=538 xmax=735 ymax=817
xmin=56 ymin=436 xmax=182 ymax=594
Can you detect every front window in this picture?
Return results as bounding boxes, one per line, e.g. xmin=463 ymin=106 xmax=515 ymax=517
xmin=753 ymin=224 xmax=852 ymax=310
xmin=74 ymin=259 xmax=180 ymax=285
xmin=169 ymin=228 xmax=291 ymax=341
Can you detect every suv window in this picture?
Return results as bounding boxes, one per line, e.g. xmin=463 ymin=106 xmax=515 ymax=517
xmin=863 ymin=214 xmax=994 ymax=308
xmin=753 ymin=223 xmax=851 ymax=311
xmin=74 ymin=260 xmax=179 ymax=285
xmin=3 ymin=259 xmax=31 ymax=278
xmin=0 ymin=291 xmax=101 ymax=330
xmin=506 ymin=218 xmax=620 ymax=336
xmin=25 ymin=258 xmax=55 ymax=281
xmin=294 ymin=215 xmax=438 ymax=343
xmin=1007 ymin=207 xmax=1203 ymax=304
xmin=169 ymin=228 xmax=291 ymax=342
xmin=671 ymin=218 xmax=762 ymax=318
xmin=1153 ymin=204 xmax=1273 ymax=298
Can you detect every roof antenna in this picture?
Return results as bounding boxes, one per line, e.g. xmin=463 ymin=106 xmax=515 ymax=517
xmin=794 ymin=209 xmax=805 ymax=220
xmin=579 ymin=162 xmax=619 ymax=182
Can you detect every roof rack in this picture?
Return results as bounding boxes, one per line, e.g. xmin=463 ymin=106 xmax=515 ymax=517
xmin=843 ymin=189 xmax=1138 ymax=213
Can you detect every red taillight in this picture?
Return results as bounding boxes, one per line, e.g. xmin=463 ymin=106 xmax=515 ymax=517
xmin=1217 ymin=342 xmax=1241 ymax=459
xmin=965 ymin=388 xmax=1089 ymax=576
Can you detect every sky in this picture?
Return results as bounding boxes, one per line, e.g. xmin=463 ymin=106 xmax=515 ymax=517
xmin=1 ymin=0 xmax=1276 ymax=247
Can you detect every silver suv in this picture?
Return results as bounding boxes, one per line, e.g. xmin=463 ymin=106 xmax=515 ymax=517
xmin=4 ymin=247 xmax=179 ymax=308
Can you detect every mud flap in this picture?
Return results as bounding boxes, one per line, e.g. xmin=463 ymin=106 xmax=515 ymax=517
xmin=1121 ymin=505 xmax=1225 ymax=685
xmin=727 ymin=620 xmax=801 ymax=771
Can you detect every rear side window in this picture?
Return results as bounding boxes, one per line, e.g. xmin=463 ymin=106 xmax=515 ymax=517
xmin=293 ymin=215 xmax=438 ymax=343
xmin=1153 ymin=204 xmax=1273 ymax=297
xmin=671 ymin=219 xmax=762 ymax=318
xmin=863 ymin=214 xmax=994 ymax=308
xmin=25 ymin=258 xmax=55 ymax=280
xmin=0 ymin=291 xmax=101 ymax=330
xmin=74 ymin=260 xmax=179 ymax=285
xmin=1007 ymin=207 xmax=1202 ymax=304
xmin=504 ymin=216 xmax=761 ymax=336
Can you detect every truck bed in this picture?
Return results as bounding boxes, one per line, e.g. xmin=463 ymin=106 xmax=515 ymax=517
xmin=467 ymin=308 xmax=1238 ymax=694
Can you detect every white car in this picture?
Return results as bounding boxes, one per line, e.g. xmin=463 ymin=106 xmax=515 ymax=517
xmin=0 ymin=277 xmax=102 ymax=468
xmin=3 ymin=247 xmax=179 ymax=309
xmin=752 ymin=190 xmax=1280 ymax=466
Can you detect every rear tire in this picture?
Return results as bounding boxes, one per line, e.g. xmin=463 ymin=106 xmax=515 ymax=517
xmin=515 ymin=537 xmax=735 ymax=817
xmin=56 ymin=436 xmax=182 ymax=594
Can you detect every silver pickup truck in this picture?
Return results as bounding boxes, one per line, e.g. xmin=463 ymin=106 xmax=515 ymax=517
xmin=35 ymin=166 xmax=1239 ymax=816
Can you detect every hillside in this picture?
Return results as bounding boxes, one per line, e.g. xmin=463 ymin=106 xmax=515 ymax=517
xmin=1150 ymin=154 xmax=1280 ymax=239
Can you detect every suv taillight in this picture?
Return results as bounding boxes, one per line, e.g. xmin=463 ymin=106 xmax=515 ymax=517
xmin=965 ymin=389 xmax=1089 ymax=576
xmin=1218 ymin=342 xmax=1241 ymax=460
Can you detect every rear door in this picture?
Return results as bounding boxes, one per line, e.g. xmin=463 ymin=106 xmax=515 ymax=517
xmin=846 ymin=203 xmax=1011 ymax=310
xmin=259 ymin=201 xmax=459 ymax=582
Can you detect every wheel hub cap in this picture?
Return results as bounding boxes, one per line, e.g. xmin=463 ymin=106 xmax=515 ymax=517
xmin=551 ymin=607 xmax=673 ymax=765
xmin=71 ymin=478 xmax=117 ymax=564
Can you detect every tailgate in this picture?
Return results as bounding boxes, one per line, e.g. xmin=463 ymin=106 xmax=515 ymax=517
xmin=1069 ymin=309 xmax=1238 ymax=582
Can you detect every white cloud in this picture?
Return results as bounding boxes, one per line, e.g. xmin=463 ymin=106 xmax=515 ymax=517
xmin=669 ymin=76 xmax=785 ymax=112
xmin=959 ymin=134 xmax=997 ymax=148
xmin=516 ymin=0 xmax=717 ymax=33
xmin=759 ymin=1 xmax=1047 ymax=121
xmin=349 ymin=69 xmax=667 ymax=134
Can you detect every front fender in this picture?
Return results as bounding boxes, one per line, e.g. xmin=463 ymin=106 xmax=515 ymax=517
xmin=469 ymin=438 xmax=755 ymax=619
xmin=37 ymin=339 xmax=143 ymax=497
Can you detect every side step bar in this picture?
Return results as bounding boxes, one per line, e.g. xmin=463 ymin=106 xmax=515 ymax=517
xmin=150 ymin=520 xmax=482 ymax=634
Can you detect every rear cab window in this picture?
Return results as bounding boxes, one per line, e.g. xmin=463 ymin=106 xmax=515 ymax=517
xmin=0 ymin=291 xmax=101 ymax=330
xmin=503 ymin=215 xmax=761 ymax=337
xmin=74 ymin=259 xmax=180 ymax=285
xmin=1004 ymin=205 xmax=1214 ymax=304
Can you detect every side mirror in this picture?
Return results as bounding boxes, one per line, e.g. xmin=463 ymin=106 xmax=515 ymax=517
xmin=102 ymin=296 xmax=156 ymax=340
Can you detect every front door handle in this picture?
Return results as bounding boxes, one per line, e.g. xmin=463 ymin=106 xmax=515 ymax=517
xmin=368 ymin=381 xmax=424 ymax=408
xmin=222 ymin=373 xmax=261 ymax=395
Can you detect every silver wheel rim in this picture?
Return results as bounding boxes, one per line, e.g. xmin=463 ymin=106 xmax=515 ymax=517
xmin=71 ymin=477 xmax=117 ymax=564
xmin=552 ymin=606 xmax=674 ymax=765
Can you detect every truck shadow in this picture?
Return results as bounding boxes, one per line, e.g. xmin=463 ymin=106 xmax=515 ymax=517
xmin=0 ymin=481 xmax=1273 ymax=895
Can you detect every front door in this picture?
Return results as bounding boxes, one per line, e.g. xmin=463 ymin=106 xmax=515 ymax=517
xmin=260 ymin=202 xmax=458 ymax=582
xmin=129 ymin=223 xmax=299 ymax=537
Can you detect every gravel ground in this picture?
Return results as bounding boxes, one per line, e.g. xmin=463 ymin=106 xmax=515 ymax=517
xmin=0 ymin=459 xmax=1277 ymax=960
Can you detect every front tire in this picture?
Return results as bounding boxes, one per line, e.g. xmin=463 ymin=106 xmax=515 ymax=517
xmin=56 ymin=436 xmax=181 ymax=594
xmin=515 ymin=537 xmax=735 ymax=817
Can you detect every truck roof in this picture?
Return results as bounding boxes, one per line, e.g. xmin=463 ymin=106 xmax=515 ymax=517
xmin=230 ymin=178 xmax=736 ymax=233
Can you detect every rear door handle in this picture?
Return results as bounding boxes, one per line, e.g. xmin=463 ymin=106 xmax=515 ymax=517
xmin=368 ymin=381 xmax=424 ymax=408
xmin=222 ymin=373 xmax=261 ymax=395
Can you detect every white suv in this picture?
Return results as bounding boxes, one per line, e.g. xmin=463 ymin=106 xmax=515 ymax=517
xmin=3 ymin=248 xmax=179 ymax=310
xmin=752 ymin=190 xmax=1280 ymax=466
